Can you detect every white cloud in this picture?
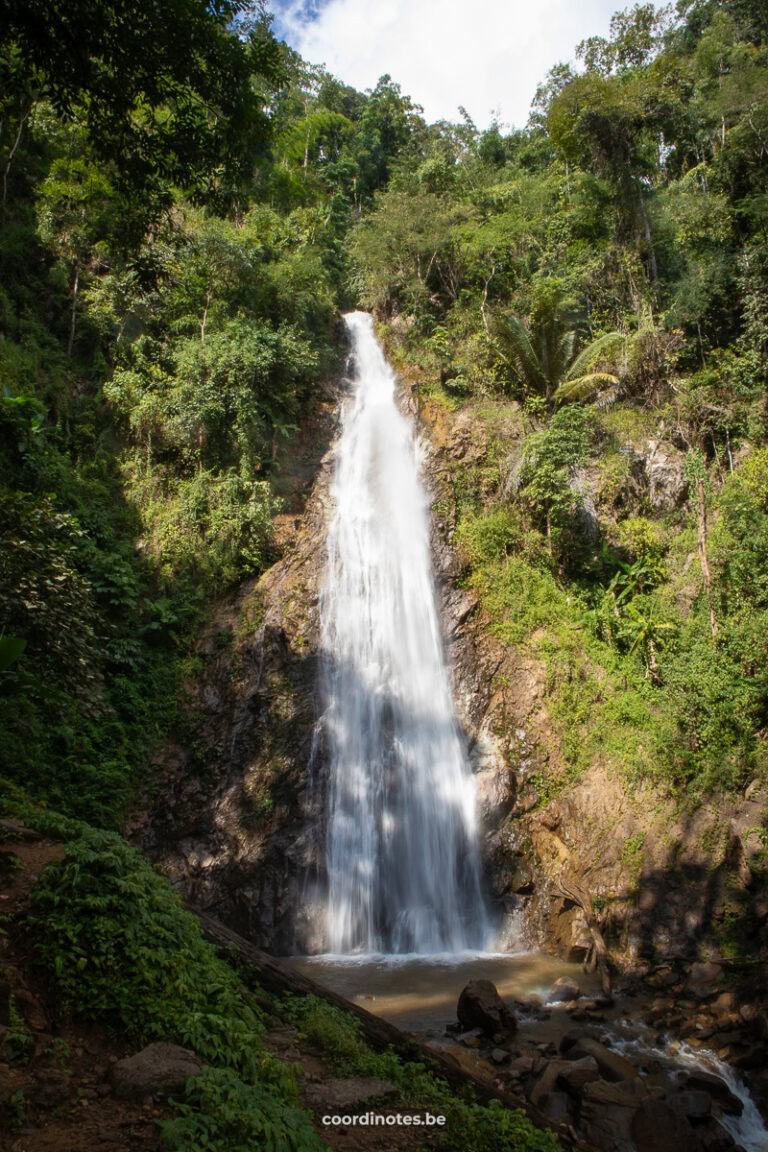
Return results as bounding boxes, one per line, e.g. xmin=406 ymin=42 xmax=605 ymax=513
xmin=273 ymin=0 xmax=621 ymax=129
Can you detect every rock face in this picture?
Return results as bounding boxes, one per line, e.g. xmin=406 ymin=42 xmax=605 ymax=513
xmin=644 ymin=439 xmax=688 ymax=509
xmin=138 ymin=384 xmax=343 ymax=952
xmin=457 ymin=980 xmax=517 ymax=1038
xmin=111 ymin=1043 xmax=201 ymax=1100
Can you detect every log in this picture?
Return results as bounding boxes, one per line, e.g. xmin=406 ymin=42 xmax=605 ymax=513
xmin=190 ymin=905 xmax=586 ymax=1150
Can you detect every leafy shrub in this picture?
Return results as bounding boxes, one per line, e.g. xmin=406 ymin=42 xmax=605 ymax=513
xmin=26 ymin=827 xmax=327 ymax=1150
xmin=28 ymin=832 xmax=267 ymax=1071
xmin=161 ymin=1068 xmax=327 ymax=1152
xmin=613 ymin=517 xmax=668 ymax=562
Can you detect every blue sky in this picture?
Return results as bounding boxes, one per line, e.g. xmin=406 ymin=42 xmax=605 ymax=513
xmin=270 ymin=0 xmax=624 ymax=128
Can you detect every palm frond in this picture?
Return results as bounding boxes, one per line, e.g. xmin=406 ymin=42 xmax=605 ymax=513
xmin=490 ymin=313 xmax=545 ymax=392
xmin=565 ymin=332 xmax=626 ymax=382
xmin=554 ymin=371 xmax=619 ymax=402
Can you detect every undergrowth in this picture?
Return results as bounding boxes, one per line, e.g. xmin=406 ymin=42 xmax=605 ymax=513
xmin=3 ymin=799 xmax=325 ymax=1152
xmin=281 ymin=995 xmax=561 ymax=1152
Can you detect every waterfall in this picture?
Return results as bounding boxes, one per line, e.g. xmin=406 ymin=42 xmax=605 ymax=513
xmin=318 ymin=311 xmax=490 ymax=955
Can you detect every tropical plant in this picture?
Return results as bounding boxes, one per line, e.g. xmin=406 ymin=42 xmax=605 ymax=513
xmin=489 ymin=285 xmax=624 ymax=405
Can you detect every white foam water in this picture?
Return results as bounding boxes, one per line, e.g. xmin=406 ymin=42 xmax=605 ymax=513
xmin=317 ymin=312 xmax=489 ymax=954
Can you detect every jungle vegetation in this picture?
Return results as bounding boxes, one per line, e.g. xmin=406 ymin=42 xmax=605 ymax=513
xmin=1 ymin=0 xmax=767 ymax=1145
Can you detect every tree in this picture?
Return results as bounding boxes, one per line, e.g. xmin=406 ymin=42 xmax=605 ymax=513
xmin=36 ymin=155 xmax=117 ymax=354
xmin=0 ymin=0 xmax=282 ymax=201
xmin=520 ymin=405 xmax=593 ymax=556
xmin=488 ymin=284 xmax=624 ymax=405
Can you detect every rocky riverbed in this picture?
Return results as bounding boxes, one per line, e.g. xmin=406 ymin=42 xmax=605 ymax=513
xmin=438 ymin=973 xmax=768 ymax=1152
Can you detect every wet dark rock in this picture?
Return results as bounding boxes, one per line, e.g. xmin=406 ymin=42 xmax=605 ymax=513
xmin=538 ymin=1091 xmax=571 ymax=1122
xmin=557 ymin=1055 xmax=601 ymax=1094
xmin=546 ymin=976 xmax=580 ymax=1004
xmin=456 ymin=980 xmax=516 ymax=1038
xmin=490 ymin=1048 xmax=511 ymax=1065
xmin=529 ymin=1061 xmax=567 ymax=1107
xmin=669 ymin=1089 xmax=712 ymax=1122
xmin=684 ymin=1071 xmax=743 ymax=1116
xmin=696 ymin=1119 xmax=743 ymax=1152
xmin=565 ymin=1037 xmax=640 ymax=1083
xmin=111 ymin=1042 xmax=202 ymax=1101
xmin=631 ymin=1099 xmax=696 ymax=1152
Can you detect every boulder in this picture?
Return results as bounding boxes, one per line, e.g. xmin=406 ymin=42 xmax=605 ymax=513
xmin=557 ymin=1055 xmax=601 ymax=1094
xmin=684 ymin=1071 xmax=743 ymax=1116
xmin=669 ymin=1089 xmax=712 ymax=1122
xmin=456 ymin=980 xmax=516 ymax=1038
xmin=529 ymin=1061 xmax=568 ymax=1107
xmin=538 ymin=1091 xmax=571 ymax=1122
xmin=111 ymin=1042 xmax=202 ymax=1101
xmin=304 ymin=1079 xmax=396 ymax=1109
xmin=566 ymin=1037 xmax=640 ymax=1083
xmin=546 ymin=976 xmax=581 ymax=1004
xmin=580 ymin=1078 xmax=650 ymax=1151
xmin=631 ymin=1099 xmax=696 ymax=1152
xmin=696 ymin=1118 xmax=743 ymax=1151
xmin=689 ymin=961 xmax=724 ymax=986
xmin=645 ymin=440 xmax=688 ymax=510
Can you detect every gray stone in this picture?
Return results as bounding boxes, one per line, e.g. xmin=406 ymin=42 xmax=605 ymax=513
xmin=566 ymin=1037 xmax=640 ymax=1083
xmin=557 ymin=1055 xmax=600 ymax=1094
xmin=645 ymin=440 xmax=688 ymax=510
xmin=304 ymin=1079 xmax=397 ymax=1109
xmin=111 ymin=1043 xmax=202 ymax=1101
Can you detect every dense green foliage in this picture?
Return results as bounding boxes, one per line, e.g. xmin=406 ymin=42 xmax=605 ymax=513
xmin=7 ymin=809 xmax=321 ymax=1150
xmin=1 ymin=0 xmax=767 ymax=1144
xmin=352 ymin=0 xmax=768 ymax=796
xmin=0 ymin=3 xmax=422 ymax=823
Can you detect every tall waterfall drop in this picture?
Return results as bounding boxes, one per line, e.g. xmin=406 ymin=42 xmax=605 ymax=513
xmin=318 ymin=312 xmax=490 ymax=954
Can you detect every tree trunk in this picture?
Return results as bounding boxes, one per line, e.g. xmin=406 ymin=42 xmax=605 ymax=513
xmin=637 ymin=187 xmax=659 ymax=292
xmin=556 ymin=876 xmax=611 ymax=997
xmin=2 ymin=101 xmax=32 ymax=207
xmin=696 ymin=475 xmax=718 ymax=637
xmin=67 ymin=266 xmax=80 ymax=356
xmin=201 ymin=289 xmax=211 ymax=345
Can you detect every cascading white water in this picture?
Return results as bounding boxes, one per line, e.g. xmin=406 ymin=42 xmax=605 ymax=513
xmin=318 ymin=312 xmax=490 ymax=955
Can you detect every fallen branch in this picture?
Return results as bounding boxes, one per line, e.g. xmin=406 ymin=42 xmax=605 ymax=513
xmin=556 ymin=875 xmax=612 ymax=997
